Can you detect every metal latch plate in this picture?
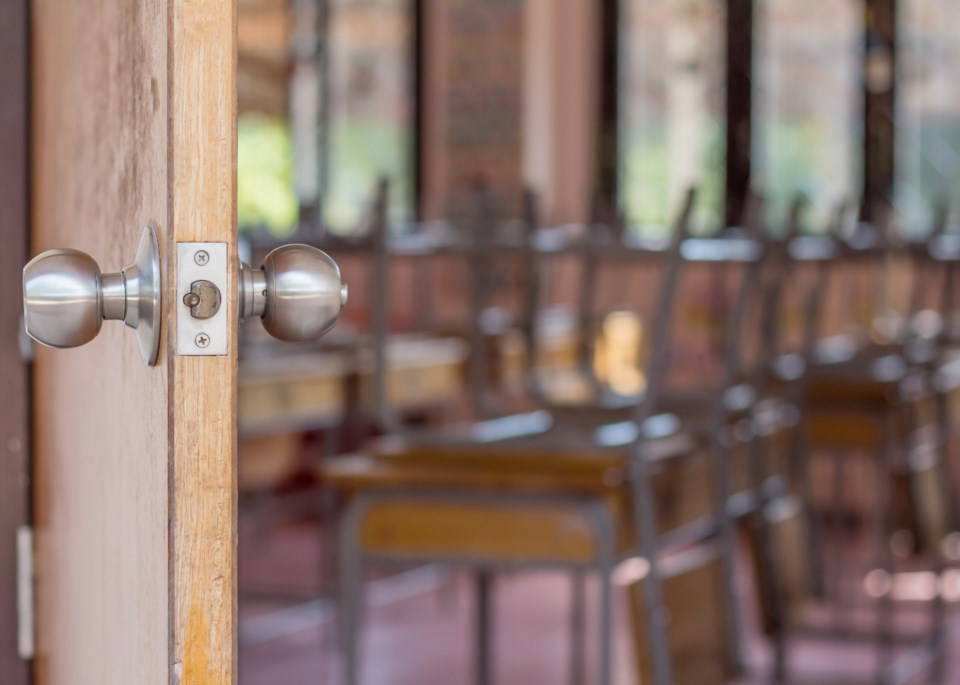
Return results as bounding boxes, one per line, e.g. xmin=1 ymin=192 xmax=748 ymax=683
xmin=176 ymin=243 xmax=228 ymax=356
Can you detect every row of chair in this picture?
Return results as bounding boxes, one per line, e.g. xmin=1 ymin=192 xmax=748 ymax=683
xmin=242 ymin=182 xmax=960 ymax=684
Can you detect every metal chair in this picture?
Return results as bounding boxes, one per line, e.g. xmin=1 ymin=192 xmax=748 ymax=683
xmin=757 ymin=201 xmax=958 ymax=685
xmin=322 ymin=187 xmax=802 ymax=684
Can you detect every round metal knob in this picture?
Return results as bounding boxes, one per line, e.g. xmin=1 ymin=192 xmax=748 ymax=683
xmin=22 ymin=249 xmax=104 ymax=348
xmin=22 ymin=226 xmax=162 ymax=365
xmin=240 ymin=244 xmax=347 ymax=342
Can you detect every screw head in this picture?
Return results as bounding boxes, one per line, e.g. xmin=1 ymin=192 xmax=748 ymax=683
xmin=194 ymin=333 xmax=210 ymax=348
xmin=194 ymin=250 xmax=210 ymax=266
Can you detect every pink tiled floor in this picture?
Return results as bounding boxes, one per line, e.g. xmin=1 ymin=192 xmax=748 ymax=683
xmin=238 ymin=518 xmax=960 ymax=685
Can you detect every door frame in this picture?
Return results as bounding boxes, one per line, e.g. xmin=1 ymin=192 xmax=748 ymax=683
xmin=0 ymin=0 xmax=32 ymax=683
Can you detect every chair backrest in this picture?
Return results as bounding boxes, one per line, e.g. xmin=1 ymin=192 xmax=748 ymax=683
xmin=810 ymin=200 xmax=948 ymax=351
xmin=935 ymin=207 xmax=960 ymax=346
xmin=517 ymin=187 xmax=773 ymax=419
xmin=517 ymin=189 xmax=614 ymax=402
xmin=575 ymin=200 xmax=603 ymax=391
xmin=903 ymin=202 xmax=952 ymax=346
xmin=518 ymin=188 xmax=701 ymax=410
xmin=637 ymin=189 xmax=777 ymax=415
xmin=464 ymin=184 xmax=505 ymax=417
xmin=630 ymin=188 xmax=697 ymax=422
xmin=908 ymin=204 xmax=948 ymax=319
xmin=369 ymin=177 xmax=397 ymax=431
xmin=716 ymin=191 xmax=770 ymax=389
xmin=518 ymin=188 xmax=547 ymax=398
xmin=799 ymin=206 xmax=849 ymax=362
xmin=752 ymin=195 xmax=806 ymax=380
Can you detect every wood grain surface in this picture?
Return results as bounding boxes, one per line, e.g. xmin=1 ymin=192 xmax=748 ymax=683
xmin=32 ymin=1 xmax=172 ymax=682
xmin=32 ymin=1 xmax=238 ymax=683
xmin=169 ymin=0 xmax=238 ymax=682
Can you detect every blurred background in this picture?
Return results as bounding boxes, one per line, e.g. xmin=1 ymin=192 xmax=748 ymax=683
xmin=234 ymin=1 xmax=960 ymax=683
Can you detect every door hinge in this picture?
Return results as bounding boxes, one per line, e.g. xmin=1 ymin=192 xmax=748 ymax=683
xmin=17 ymin=525 xmax=34 ymax=660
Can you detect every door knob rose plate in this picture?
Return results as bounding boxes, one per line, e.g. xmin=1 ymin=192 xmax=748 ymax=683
xmin=22 ymin=225 xmax=161 ymax=366
xmin=127 ymin=226 xmax=162 ymax=365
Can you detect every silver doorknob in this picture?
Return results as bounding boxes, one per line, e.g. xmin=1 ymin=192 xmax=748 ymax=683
xmin=22 ymin=226 xmax=162 ymax=365
xmin=239 ymin=244 xmax=347 ymax=342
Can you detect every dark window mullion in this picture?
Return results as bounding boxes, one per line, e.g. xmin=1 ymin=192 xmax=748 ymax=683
xmin=862 ymin=0 xmax=897 ymax=222
xmin=725 ymin=0 xmax=755 ymax=228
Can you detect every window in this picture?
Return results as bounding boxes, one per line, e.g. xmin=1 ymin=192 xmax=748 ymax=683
xmin=754 ymin=0 xmax=862 ymax=231
xmin=619 ymin=0 xmax=726 ymax=235
xmin=323 ymin=0 xmax=416 ymax=234
xmin=237 ymin=0 xmax=300 ymax=237
xmin=897 ymin=0 xmax=960 ymax=232
xmin=236 ymin=0 xmax=417 ymax=237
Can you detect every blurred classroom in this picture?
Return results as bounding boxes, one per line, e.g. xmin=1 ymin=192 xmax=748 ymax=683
xmin=234 ymin=1 xmax=960 ymax=683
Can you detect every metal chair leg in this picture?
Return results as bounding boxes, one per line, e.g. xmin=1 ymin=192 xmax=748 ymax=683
xmin=795 ymin=410 xmax=828 ymax=600
xmin=935 ymin=390 xmax=960 ymax=533
xmin=339 ymin=499 xmax=365 ymax=685
xmin=597 ymin=566 xmax=614 ymax=685
xmin=569 ymin=570 xmax=587 ymax=685
xmin=629 ymin=451 xmax=676 ymax=685
xmin=581 ymin=500 xmax=616 ymax=685
xmin=474 ymin=569 xmax=494 ymax=685
xmin=336 ymin=491 xmax=618 ymax=684
xmin=876 ymin=429 xmax=897 ymax=685
xmin=928 ymin=552 xmax=949 ymax=684
xmin=711 ymin=431 xmax=745 ymax=673
xmin=831 ymin=449 xmax=848 ymax=628
xmin=929 ymin=390 xmax=953 ymax=683
xmin=748 ymin=428 xmax=788 ymax=684
xmin=320 ymin=487 xmax=339 ymax=650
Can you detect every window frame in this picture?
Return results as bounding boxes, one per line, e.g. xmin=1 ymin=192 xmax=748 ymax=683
xmin=607 ymin=0 xmax=903 ymax=231
xmin=243 ymin=0 xmax=423 ymax=247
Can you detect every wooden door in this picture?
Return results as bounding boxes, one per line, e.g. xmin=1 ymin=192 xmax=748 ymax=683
xmin=31 ymin=1 xmax=237 ymax=683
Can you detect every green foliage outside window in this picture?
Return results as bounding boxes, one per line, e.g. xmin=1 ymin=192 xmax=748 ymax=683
xmin=325 ymin=119 xmax=413 ymax=234
xmin=237 ymin=113 xmax=298 ymax=237
xmin=620 ymin=122 xmax=725 ymax=237
xmin=758 ymin=119 xmax=861 ymax=234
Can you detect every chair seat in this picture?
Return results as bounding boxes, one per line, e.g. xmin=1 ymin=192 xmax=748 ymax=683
xmin=323 ymin=451 xmax=628 ymax=496
xmin=807 ymin=346 xmax=906 ymax=386
xmin=523 ymin=389 xmax=762 ymax=452
xmin=329 ymin=448 xmax=733 ymax=685
xmin=368 ymin=425 xmax=698 ymax=472
xmin=322 ymin=418 xmax=784 ymax=556
xmin=768 ymin=336 xmax=909 ymax=403
xmin=806 ymin=410 xmax=892 ymax=448
xmin=801 ymin=347 xmax=922 ymax=446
